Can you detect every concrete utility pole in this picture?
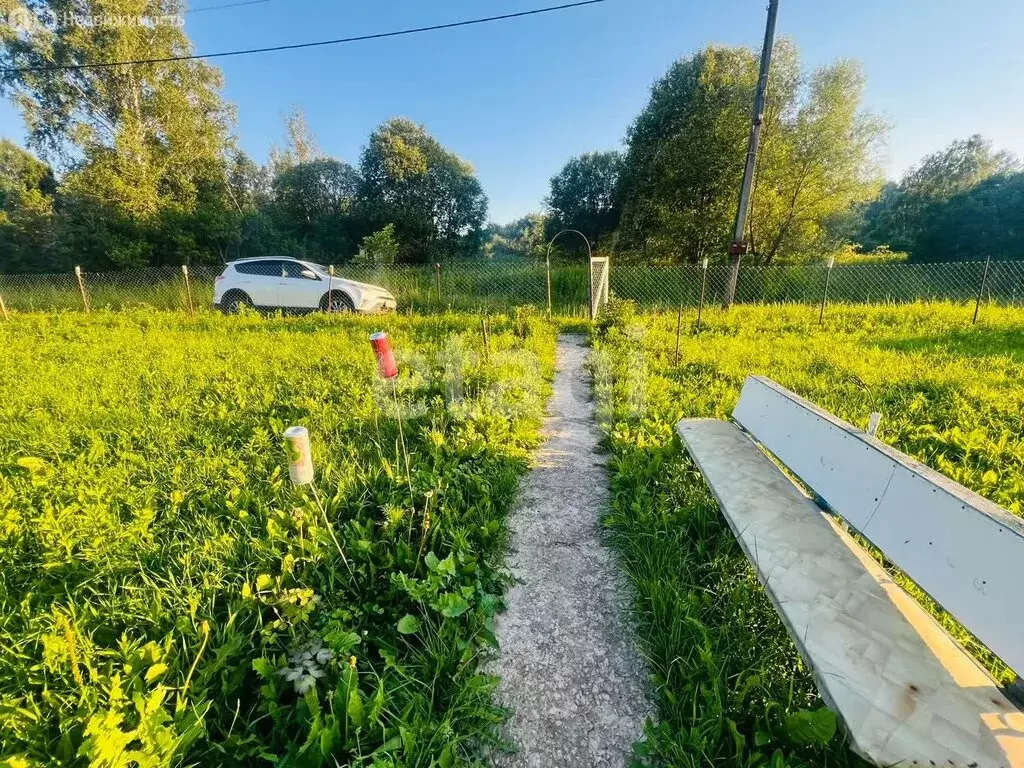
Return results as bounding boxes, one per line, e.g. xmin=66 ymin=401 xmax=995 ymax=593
xmin=723 ymin=0 xmax=780 ymax=309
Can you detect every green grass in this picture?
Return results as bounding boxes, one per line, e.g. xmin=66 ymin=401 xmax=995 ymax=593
xmin=591 ymin=301 xmax=1024 ymax=767
xmin=0 ymin=308 xmax=556 ymax=767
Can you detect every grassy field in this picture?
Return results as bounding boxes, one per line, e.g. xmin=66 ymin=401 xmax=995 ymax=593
xmin=3 ymin=299 xmax=1022 ymax=767
xmin=591 ymin=301 xmax=1024 ymax=767
xmin=0 ymin=309 xmax=555 ymax=767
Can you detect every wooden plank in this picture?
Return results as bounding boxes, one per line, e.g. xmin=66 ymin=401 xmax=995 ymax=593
xmin=677 ymin=418 xmax=1024 ymax=767
xmin=733 ymin=375 xmax=1024 ymax=676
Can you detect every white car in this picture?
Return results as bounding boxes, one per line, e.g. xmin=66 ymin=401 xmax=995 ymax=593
xmin=214 ymin=258 xmax=397 ymax=314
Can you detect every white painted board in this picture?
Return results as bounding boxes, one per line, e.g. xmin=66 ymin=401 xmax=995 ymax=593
xmin=677 ymin=418 xmax=1024 ymax=767
xmin=733 ymin=375 xmax=1024 ymax=676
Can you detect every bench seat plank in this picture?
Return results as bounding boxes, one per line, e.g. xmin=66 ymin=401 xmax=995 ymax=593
xmin=678 ymin=417 xmax=1024 ymax=768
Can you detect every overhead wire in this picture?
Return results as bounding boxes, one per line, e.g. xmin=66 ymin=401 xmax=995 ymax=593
xmin=185 ymin=0 xmax=272 ymax=14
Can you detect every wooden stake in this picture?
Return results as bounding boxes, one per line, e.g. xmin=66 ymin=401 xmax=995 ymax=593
xmin=819 ymin=257 xmax=835 ymax=325
xmin=75 ymin=266 xmax=91 ymax=313
xmin=697 ymin=258 xmax=709 ymax=332
xmin=0 ymin=293 xmax=8 ymax=320
xmin=481 ymin=314 xmax=491 ymax=363
xmin=973 ymin=255 xmax=992 ymax=325
xmin=182 ymin=265 xmax=195 ymax=318
xmin=674 ymin=304 xmax=683 ymax=366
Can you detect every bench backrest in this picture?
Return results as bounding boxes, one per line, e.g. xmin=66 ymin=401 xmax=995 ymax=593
xmin=733 ymin=375 xmax=1024 ymax=675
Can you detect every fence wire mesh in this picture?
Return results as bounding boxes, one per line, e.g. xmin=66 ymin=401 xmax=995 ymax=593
xmin=1 ymin=259 xmax=1022 ymax=316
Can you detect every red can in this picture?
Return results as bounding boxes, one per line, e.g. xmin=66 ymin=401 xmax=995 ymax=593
xmin=369 ymin=332 xmax=399 ymax=379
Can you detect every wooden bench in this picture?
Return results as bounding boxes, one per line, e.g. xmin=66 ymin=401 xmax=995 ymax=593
xmin=677 ymin=376 xmax=1024 ymax=768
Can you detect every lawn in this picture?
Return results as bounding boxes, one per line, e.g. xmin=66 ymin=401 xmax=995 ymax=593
xmin=3 ymin=300 xmax=1022 ymax=767
xmin=0 ymin=308 xmax=555 ymax=767
xmin=591 ymin=301 xmax=1024 ymax=767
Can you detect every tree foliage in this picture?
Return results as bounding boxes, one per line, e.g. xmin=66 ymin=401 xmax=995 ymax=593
xmin=0 ymin=14 xmax=1011 ymax=274
xmin=0 ymin=138 xmax=55 ymax=271
xmin=909 ymin=172 xmax=1024 ymax=262
xmin=859 ymin=135 xmax=1021 ymax=258
xmin=270 ymin=158 xmax=361 ymax=259
xmin=354 ymin=223 xmax=400 ymax=266
xmin=0 ymin=0 xmax=235 ymax=268
xmin=615 ymin=42 xmax=887 ymax=263
xmin=483 ymin=214 xmax=547 ymax=259
xmin=545 ymin=151 xmax=622 ymax=253
xmin=357 ymin=118 xmax=488 ymax=264
xmin=0 ymin=8 xmax=489 ymax=273
xmin=617 ymin=45 xmax=759 ymax=263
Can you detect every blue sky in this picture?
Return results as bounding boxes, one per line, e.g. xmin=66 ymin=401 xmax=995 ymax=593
xmin=2 ymin=0 xmax=1023 ymax=223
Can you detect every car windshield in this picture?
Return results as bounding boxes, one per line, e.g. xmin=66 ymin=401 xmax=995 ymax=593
xmin=306 ymin=263 xmax=329 ymax=275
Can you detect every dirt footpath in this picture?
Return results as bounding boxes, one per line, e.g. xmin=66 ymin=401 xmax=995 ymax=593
xmin=490 ymin=334 xmax=651 ymax=768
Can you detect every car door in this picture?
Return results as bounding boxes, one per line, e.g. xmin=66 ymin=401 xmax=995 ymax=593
xmin=278 ymin=261 xmax=323 ymax=310
xmin=235 ymin=260 xmax=283 ymax=307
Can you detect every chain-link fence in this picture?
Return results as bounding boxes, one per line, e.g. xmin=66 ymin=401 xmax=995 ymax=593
xmin=612 ymin=260 xmax=1024 ymax=308
xmin=1 ymin=259 xmax=1022 ymax=317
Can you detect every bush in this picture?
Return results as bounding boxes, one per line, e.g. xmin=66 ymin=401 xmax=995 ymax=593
xmin=594 ymin=296 xmax=638 ymax=337
xmin=354 ymin=223 xmax=400 ymax=266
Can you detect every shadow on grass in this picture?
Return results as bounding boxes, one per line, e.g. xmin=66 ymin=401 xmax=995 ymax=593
xmin=875 ymin=326 xmax=1024 ymax=361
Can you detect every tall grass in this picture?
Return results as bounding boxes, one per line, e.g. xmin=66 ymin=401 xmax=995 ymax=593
xmin=0 ymin=309 xmax=556 ymax=766
xmin=591 ymin=302 xmax=1024 ymax=766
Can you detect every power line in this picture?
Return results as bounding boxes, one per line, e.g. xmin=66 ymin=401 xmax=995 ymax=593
xmin=186 ymin=0 xmax=272 ymax=14
xmin=2 ymin=0 xmax=609 ymax=73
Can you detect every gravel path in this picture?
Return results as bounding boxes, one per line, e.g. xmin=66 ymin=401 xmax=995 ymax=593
xmin=490 ymin=334 xmax=651 ymax=768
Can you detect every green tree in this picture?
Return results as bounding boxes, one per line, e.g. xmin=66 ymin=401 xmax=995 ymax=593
xmin=0 ymin=138 xmax=56 ymax=272
xmin=861 ymin=135 xmax=1020 ymax=255
xmin=223 ymin=150 xmax=282 ymax=260
xmin=357 ymin=118 xmax=487 ymax=263
xmin=911 ymin=172 xmax=1024 ymax=262
xmin=269 ymin=107 xmax=322 ymax=176
xmin=616 ymin=41 xmax=886 ymax=264
xmin=749 ymin=58 xmax=887 ymax=263
xmin=354 ymin=223 xmax=400 ymax=265
xmin=271 ymin=158 xmax=361 ymax=260
xmin=545 ymin=151 xmax=622 ymax=253
xmin=0 ymin=0 xmax=235 ymax=268
xmin=483 ymin=214 xmax=547 ymax=259
xmin=617 ymin=45 xmax=772 ymax=263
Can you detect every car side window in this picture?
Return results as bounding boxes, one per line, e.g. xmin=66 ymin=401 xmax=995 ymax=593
xmin=235 ymin=260 xmax=283 ymax=277
xmin=281 ymin=261 xmax=319 ymax=280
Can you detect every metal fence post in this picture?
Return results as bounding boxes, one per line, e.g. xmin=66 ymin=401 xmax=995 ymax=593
xmin=973 ymin=255 xmax=992 ymax=325
xmin=181 ymin=265 xmax=195 ymax=318
xmin=696 ymin=258 xmax=709 ymax=331
xmin=0 ymin=293 xmax=8 ymax=320
xmin=75 ymin=266 xmax=91 ymax=313
xmin=819 ymin=257 xmax=835 ymax=325
xmin=434 ymin=263 xmax=442 ymax=304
